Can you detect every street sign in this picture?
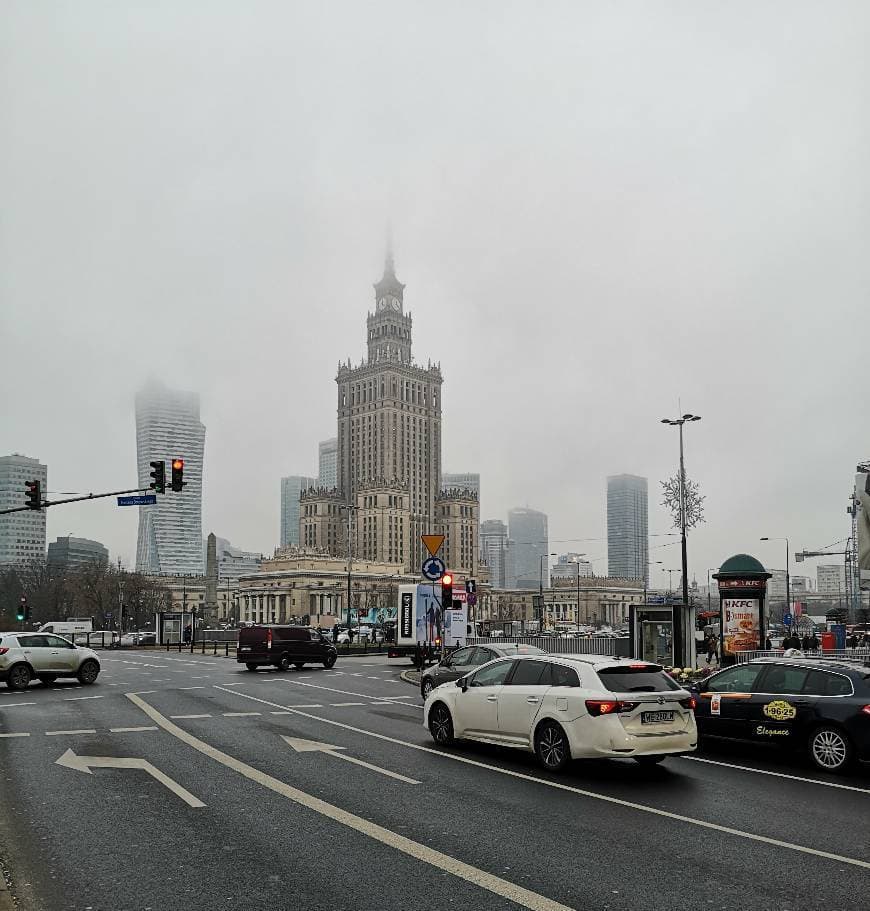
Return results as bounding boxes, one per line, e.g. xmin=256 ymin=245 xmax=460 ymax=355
xmin=646 ymin=595 xmax=666 ymax=605
xmin=422 ymin=556 xmax=446 ymax=581
xmin=421 ymin=534 xmax=445 ymax=556
xmin=782 ymin=614 xmax=792 ymax=626
xmin=118 ymin=495 xmax=157 ymax=506
xmin=465 ymin=579 xmax=477 ymax=595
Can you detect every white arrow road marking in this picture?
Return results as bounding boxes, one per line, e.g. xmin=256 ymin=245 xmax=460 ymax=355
xmin=127 ymin=694 xmax=571 ymax=911
xmin=280 ymin=735 xmax=419 ymax=784
xmin=55 ymin=749 xmax=205 ymax=808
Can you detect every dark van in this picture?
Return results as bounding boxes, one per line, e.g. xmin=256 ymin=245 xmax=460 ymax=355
xmin=237 ymin=626 xmax=338 ymax=671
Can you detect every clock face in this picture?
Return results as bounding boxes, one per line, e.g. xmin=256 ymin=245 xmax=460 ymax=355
xmin=377 ymin=297 xmax=387 ymax=311
xmin=390 ymin=296 xmax=400 ymax=311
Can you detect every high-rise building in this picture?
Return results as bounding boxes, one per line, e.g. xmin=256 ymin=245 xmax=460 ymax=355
xmin=280 ymin=475 xmax=316 ymax=547
xmin=606 ymin=474 xmax=648 ymax=584
xmin=0 ymin=454 xmax=48 ymax=567
xmin=817 ymin=564 xmax=846 ymax=597
xmin=480 ymin=519 xmax=509 ymax=588
xmin=441 ymin=473 xmax=480 ymax=500
xmin=318 ymin=438 xmax=338 ymax=489
xmin=436 ymin=487 xmax=480 ymax=577
xmin=46 ymin=536 xmax=109 ymax=572
xmin=551 ymin=553 xmax=593 ymax=581
xmin=508 ymin=507 xmax=549 ymax=590
xmin=135 ymin=381 xmax=206 ymax=576
xmin=334 ymin=250 xmax=443 ymax=571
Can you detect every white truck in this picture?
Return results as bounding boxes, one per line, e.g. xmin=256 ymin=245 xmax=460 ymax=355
xmin=37 ymin=618 xmax=94 ymax=637
xmin=387 ymin=584 xmax=469 ymax=665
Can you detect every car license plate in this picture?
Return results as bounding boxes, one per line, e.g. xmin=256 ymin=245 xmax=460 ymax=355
xmin=641 ymin=710 xmax=674 ymax=724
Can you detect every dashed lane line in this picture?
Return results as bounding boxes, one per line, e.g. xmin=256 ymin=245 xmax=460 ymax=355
xmin=329 ymin=702 xmax=366 ymax=707
xmin=170 ymin=714 xmax=212 ymax=719
xmin=0 ymin=702 xmax=37 ymax=708
xmin=45 ymin=729 xmax=97 ymax=736
xmin=681 ymin=756 xmax=870 ymax=795
xmin=274 ymin=679 xmax=419 ymax=705
xmin=211 ymin=685 xmax=870 ymax=872
xmin=109 ymin=726 xmax=159 ymax=733
xmin=127 ymin=693 xmax=574 ymax=911
xmin=222 ymin=712 xmax=261 ymax=717
xmin=0 ymin=733 xmax=30 ymax=738
xmin=63 ymin=695 xmax=105 ymax=702
xmin=179 ymin=686 xmax=206 ymax=690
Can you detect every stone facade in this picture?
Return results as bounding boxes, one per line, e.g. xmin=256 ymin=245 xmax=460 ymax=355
xmin=436 ymin=487 xmax=479 ymax=577
xmin=299 ymin=486 xmax=346 ymax=554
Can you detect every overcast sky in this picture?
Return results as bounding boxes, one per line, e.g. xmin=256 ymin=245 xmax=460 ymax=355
xmin=2 ymin=2 xmax=867 ymax=587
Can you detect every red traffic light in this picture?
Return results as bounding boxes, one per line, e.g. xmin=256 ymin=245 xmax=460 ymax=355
xmin=172 ymin=459 xmax=184 ymax=471
xmin=442 ymin=573 xmax=453 ymax=586
xmin=170 ymin=458 xmax=185 ymax=492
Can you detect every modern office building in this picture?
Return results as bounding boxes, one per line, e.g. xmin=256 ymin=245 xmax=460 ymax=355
xmin=480 ymin=519 xmax=510 ymax=589
xmin=606 ymin=474 xmax=649 ymax=585
xmin=508 ymin=507 xmax=549 ymax=590
xmin=280 ymin=475 xmax=316 ymax=547
xmin=0 ymin=454 xmax=48 ymax=567
xmin=551 ymin=553 xmax=594 ymax=581
xmin=318 ymin=438 xmax=338 ymax=489
xmin=816 ymin=564 xmax=846 ymax=597
xmin=331 ymin=250 xmax=444 ymax=571
xmin=135 ymin=381 xmax=206 ymax=576
xmin=46 ymin=536 xmax=109 ymax=572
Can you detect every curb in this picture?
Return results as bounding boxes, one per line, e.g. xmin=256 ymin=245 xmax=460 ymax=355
xmin=400 ymin=669 xmax=421 ymax=687
xmin=0 ymin=871 xmax=15 ymax=911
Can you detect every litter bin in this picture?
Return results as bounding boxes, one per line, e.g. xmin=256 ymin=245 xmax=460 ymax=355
xmin=820 ymin=631 xmax=836 ymax=652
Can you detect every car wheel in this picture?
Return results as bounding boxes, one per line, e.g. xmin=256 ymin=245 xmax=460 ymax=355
xmin=322 ymin=653 xmax=337 ymax=669
xmin=77 ymin=660 xmax=100 ymax=685
xmin=428 ymin=702 xmax=455 ymax=746
xmin=535 ymin=720 xmax=571 ymax=772
xmin=6 ymin=664 xmax=32 ymax=690
xmin=37 ymin=675 xmax=58 ymax=686
xmin=421 ymin=678 xmax=434 ymax=700
xmin=808 ymin=726 xmax=853 ymax=773
xmin=294 ymin=663 xmax=304 ymax=670
xmin=245 ymin=663 xmax=258 ymax=672
xmin=276 ymin=655 xmax=291 ymax=672
xmin=634 ymin=755 xmax=666 ymax=766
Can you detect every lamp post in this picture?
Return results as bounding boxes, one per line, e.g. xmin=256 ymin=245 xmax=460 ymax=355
xmin=661 ymin=412 xmax=702 ymax=667
xmin=666 ymin=568 xmax=680 ymax=597
xmin=572 ymin=553 xmax=587 ymax=633
xmin=760 ymin=536 xmax=790 ymax=622
xmin=644 ymin=560 xmax=663 ymax=605
xmin=706 ymin=567 xmax=719 ymax=615
xmin=538 ymin=552 xmax=557 ymax=630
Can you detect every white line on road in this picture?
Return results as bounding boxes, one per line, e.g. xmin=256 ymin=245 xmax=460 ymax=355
xmin=222 ymin=712 xmax=261 ymax=717
xmin=110 ymin=726 xmax=159 ymax=733
xmin=128 ymin=693 xmax=572 ymax=911
xmin=179 ymin=686 xmax=206 ymax=690
xmin=330 ymin=702 xmax=366 ymax=707
xmin=0 ymin=702 xmax=36 ymax=708
xmin=213 ymin=686 xmax=870 ymax=871
xmin=170 ymin=714 xmax=212 ymax=719
xmin=281 ymin=735 xmax=419 ymax=784
xmin=681 ymin=756 xmax=870 ymax=795
xmin=275 ymin=679 xmax=418 ymax=705
xmin=0 ymin=733 xmax=30 ymax=738
xmin=45 ymin=729 xmax=97 ymax=736
xmin=63 ymin=695 xmax=105 ymax=702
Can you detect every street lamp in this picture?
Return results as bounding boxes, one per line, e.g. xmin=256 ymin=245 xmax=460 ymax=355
xmin=644 ymin=560 xmax=663 ymax=605
xmin=760 ymin=537 xmax=790 ymax=621
xmin=539 ymin=552 xmax=557 ymax=629
xmin=665 ymin=568 xmax=680 ymax=595
xmin=661 ymin=412 xmax=702 ymax=666
xmin=706 ymin=567 xmax=719 ymax=615
xmin=572 ymin=553 xmax=587 ymax=632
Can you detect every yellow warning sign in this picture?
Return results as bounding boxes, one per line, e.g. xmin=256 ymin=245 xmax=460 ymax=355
xmin=421 ymin=534 xmax=445 ymax=556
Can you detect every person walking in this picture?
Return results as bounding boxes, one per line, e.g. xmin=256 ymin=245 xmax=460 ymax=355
xmin=801 ymin=633 xmax=811 ymax=652
xmin=809 ymin=632 xmax=819 ymax=653
xmin=182 ymin=624 xmax=192 ymax=645
xmin=413 ymin=641 xmax=424 ymax=671
xmin=705 ymin=634 xmax=716 ymax=665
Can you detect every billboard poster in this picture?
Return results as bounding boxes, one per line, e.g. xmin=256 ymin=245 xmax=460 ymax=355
xmin=722 ymin=597 xmax=760 ymax=654
xmin=414 ymin=585 xmax=444 ymax=645
xmin=857 ymin=472 xmax=870 ymax=591
xmin=399 ymin=592 xmax=413 ymax=639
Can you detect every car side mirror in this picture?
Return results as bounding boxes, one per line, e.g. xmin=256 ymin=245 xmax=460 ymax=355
xmin=456 ymin=677 xmax=468 ymax=692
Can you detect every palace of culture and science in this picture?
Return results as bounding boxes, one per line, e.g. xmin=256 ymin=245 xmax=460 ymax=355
xmin=300 ymin=252 xmax=479 ymax=577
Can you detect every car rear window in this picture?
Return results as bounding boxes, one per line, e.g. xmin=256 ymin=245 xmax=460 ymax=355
xmin=596 ymin=665 xmax=679 ymax=693
xmin=239 ymin=627 xmax=268 ymax=644
xmin=803 ymin=669 xmax=854 ymax=697
xmin=497 ymin=644 xmax=545 ymax=655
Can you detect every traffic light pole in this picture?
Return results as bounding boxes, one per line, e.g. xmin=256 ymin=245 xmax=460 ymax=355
xmin=0 ymin=484 xmax=166 ymax=515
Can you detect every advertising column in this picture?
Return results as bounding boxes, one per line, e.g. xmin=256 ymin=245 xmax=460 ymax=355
xmin=713 ymin=555 xmax=772 ymax=666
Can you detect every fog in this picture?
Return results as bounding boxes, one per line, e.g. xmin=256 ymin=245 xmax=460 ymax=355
xmin=2 ymin=2 xmax=867 ymax=585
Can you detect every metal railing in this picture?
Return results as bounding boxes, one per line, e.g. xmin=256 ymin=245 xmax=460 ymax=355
xmin=732 ymin=648 xmax=870 ymax=664
xmin=467 ymin=636 xmax=618 ymax=656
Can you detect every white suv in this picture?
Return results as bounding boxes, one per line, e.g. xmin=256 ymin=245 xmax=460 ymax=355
xmin=0 ymin=632 xmax=101 ymax=689
xmin=423 ymin=653 xmax=697 ymax=771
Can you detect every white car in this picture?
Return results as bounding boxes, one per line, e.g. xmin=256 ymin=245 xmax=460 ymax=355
xmin=0 ymin=631 xmax=101 ymax=689
xmin=423 ymin=654 xmax=697 ymax=771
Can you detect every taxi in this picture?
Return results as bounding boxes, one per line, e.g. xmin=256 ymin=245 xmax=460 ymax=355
xmin=693 ymin=657 xmax=870 ymax=773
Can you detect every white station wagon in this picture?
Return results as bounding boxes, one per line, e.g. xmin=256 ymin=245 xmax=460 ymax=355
xmin=423 ymin=653 xmax=697 ymax=771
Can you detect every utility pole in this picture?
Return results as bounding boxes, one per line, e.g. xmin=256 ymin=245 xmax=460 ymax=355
xmin=345 ymin=505 xmax=356 ymax=641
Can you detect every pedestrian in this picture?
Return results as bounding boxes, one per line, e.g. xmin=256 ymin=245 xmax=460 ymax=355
xmin=862 ymin=632 xmax=870 ymax=649
xmin=809 ymin=632 xmax=819 ymax=652
xmin=765 ymin=635 xmax=772 ymax=650
xmin=705 ymin=634 xmax=716 ymax=665
xmin=332 ymin=626 xmax=338 ymax=643
xmin=182 ymin=624 xmax=192 ymax=644
xmin=801 ymin=634 xmax=811 ymax=652
xmin=413 ymin=641 xmax=424 ymax=671
xmin=848 ymin=633 xmax=858 ymax=650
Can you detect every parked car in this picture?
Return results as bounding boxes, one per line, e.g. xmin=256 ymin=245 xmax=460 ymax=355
xmin=693 ymin=657 xmax=870 ymax=773
xmin=0 ymin=631 xmax=101 ymax=689
xmin=420 ymin=643 xmax=545 ymax=698
xmin=423 ymin=654 xmax=696 ymax=771
xmin=237 ymin=625 xmax=337 ymax=671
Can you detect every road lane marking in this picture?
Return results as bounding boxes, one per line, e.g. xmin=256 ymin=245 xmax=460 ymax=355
xmin=127 ymin=693 xmax=572 ymax=911
xmin=330 ymin=702 xmax=366 ymax=707
xmin=110 ymin=727 xmax=159 ymax=733
xmin=179 ymin=686 xmax=206 ymax=690
xmin=63 ymin=695 xmax=105 ymax=702
xmin=222 ymin=712 xmax=261 ymax=717
xmin=45 ymin=729 xmax=97 ymax=736
xmin=55 ymin=748 xmax=205 ymax=808
xmin=682 ymin=756 xmax=870 ymax=795
xmin=0 ymin=733 xmax=30 ymax=738
xmin=213 ymin=686 xmax=870 ymax=871
xmin=0 ymin=702 xmax=37 ymax=708
xmin=275 ymin=679 xmax=418 ymax=704
xmin=170 ymin=714 xmax=212 ymax=719
xmin=281 ymin=735 xmax=419 ymax=784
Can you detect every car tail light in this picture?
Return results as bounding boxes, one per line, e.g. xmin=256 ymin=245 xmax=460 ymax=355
xmin=680 ymin=696 xmax=697 ymax=710
xmin=0 ymin=647 xmax=8 ymax=655
xmin=586 ymin=699 xmax=638 ymax=716
xmin=862 ymin=705 xmax=870 ymax=717
xmin=388 ymin=649 xmax=399 ymax=658
xmin=266 ymin=629 xmax=272 ymax=649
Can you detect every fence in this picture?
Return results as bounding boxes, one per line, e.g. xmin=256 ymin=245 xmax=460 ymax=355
xmin=732 ymin=648 xmax=870 ymax=664
xmin=467 ymin=636 xmax=620 ymax=657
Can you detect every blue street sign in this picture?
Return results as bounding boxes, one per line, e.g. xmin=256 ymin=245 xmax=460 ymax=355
xmin=117 ymin=495 xmax=157 ymax=506
xmin=422 ymin=556 xmax=446 ymax=581
xmin=782 ymin=614 xmax=792 ymax=626
xmin=646 ymin=595 xmax=666 ymax=605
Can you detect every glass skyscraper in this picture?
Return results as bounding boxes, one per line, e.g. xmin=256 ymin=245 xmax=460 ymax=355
xmin=507 ymin=507 xmax=548 ymax=590
xmin=607 ymin=474 xmax=649 ymax=585
xmin=280 ymin=475 xmax=316 ymax=547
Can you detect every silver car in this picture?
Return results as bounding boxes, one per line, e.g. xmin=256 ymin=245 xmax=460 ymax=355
xmin=0 ymin=631 xmax=101 ymax=689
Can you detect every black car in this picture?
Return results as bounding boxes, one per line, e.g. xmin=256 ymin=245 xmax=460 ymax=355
xmin=693 ymin=657 xmax=870 ymax=773
xmin=237 ymin=625 xmax=338 ymax=671
xmin=420 ymin=642 xmax=545 ymax=698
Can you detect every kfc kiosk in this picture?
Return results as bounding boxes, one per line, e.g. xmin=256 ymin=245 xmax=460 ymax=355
xmin=713 ymin=554 xmax=772 ymax=667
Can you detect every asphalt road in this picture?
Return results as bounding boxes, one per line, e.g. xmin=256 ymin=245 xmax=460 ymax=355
xmin=1 ymin=649 xmax=868 ymax=911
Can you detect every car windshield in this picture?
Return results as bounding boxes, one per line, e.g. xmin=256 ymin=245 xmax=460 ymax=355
xmin=596 ymin=666 xmax=680 ymax=693
xmin=497 ymin=644 xmax=544 ymax=655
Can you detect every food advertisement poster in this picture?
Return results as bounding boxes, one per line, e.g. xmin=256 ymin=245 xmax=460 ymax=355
xmin=722 ymin=598 xmax=760 ymax=654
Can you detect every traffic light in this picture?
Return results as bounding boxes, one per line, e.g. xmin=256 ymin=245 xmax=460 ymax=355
xmin=441 ymin=572 xmax=453 ymax=608
xmin=16 ymin=596 xmax=27 ymax=623
xmin=24 ymin=479 xmax=41 ymax=510
xmin=149 ymin=460 xmax=165 ymax=494
xmin=170 ymin=458 xmax=185 ymax=492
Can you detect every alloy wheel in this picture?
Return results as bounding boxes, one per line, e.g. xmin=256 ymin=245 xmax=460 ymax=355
xmin=812 ymin=729 xmax=848 ymax=770
xmin=429 ymin=705 xmax=453 ymax=744
xmin=538 ymin=724 xmax=567 ymax=770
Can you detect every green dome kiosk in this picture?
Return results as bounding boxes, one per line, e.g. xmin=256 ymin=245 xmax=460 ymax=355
xmin=713 ymin=554 xmax=772 ymax=666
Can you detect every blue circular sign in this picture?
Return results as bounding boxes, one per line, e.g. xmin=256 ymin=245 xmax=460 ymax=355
xmin=422 ymin=556 xmax=446 ymax=581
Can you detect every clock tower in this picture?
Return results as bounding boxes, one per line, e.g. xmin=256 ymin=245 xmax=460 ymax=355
xmin=368 ymin=250 xmax=412 ymax=364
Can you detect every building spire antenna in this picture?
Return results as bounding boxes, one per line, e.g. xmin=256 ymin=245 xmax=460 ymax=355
xmin=385 ymin=222 xmax=395 ymax=276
